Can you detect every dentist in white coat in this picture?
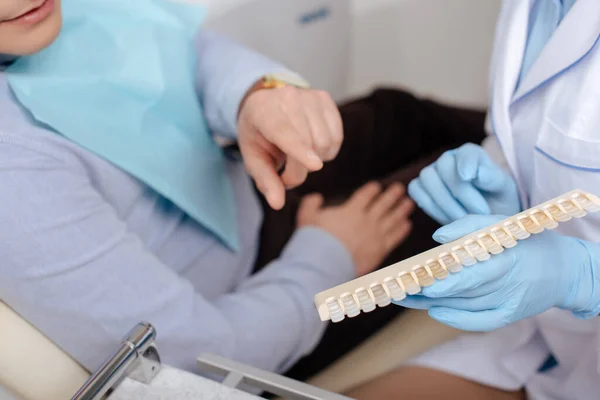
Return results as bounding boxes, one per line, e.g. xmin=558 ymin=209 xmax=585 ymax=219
xmin=347 ymin=1 xmax=600 ymax=399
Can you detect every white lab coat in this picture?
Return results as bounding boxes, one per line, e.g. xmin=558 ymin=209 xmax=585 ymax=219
xmin=410 ymin=1 xmax=600 ymax=399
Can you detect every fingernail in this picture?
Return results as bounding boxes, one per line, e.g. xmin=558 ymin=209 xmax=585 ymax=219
xmin=433 ymin=233 xmax=450 ymax=243
xmin=458 ymin=170 xmax=473 ymax=181
xmin=432 ymin=227 xmax=450 ymax=241
xmin=429 ymin=310 xmax=448 ymax=321
xmin=458 ymin=164 xmax=477 ymax=181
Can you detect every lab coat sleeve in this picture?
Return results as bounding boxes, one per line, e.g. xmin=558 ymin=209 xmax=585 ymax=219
xmin=0 ymin=141 xmax=354 ymax=374
xmin=194 ymin=30 xmax=304 ymax=139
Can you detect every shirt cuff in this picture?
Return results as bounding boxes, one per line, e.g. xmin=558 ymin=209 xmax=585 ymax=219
xmin=214 ymin=67 xmax=298 ymax=139
xmin=195 ymin=31 xmax=305 ymax=140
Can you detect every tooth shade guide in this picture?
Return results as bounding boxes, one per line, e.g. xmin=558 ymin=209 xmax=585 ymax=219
xmin=314 ymin=190 xmax=600 ymax=322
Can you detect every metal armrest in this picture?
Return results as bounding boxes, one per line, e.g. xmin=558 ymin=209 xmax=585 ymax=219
xmin=70 ymin=322 xmax=350 ymax=400
xmin=197 ymin=354 xmax=352 ymax=400
xmin=71 ymin=322 xmax=161 ymax=400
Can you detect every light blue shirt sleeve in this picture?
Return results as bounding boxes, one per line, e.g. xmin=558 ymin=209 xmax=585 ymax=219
xmin=0 ymin=136 xmax=355 ymax=374
xmin=195 ymin=31 xmax=295 ymax=139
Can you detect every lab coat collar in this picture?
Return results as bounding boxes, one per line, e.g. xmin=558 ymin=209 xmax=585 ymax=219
xmin=489 ymin=0 xmax=530 ymax=203
xmin=513 ymin=0 xmax=600 ymax=101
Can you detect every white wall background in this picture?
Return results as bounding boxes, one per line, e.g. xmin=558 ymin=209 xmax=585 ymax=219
xmin=348 ymin=0 xmax=502 ymax=107
xmin=194 ymin=0 xmax=503 ymax=107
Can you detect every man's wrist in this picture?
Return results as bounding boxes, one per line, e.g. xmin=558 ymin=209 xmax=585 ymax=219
xmin=238 ymin=72 xmax=311 ymax=119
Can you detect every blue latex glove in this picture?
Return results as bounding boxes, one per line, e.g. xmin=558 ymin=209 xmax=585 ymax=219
xmin=408 ymin=143 xmax=521 ymax=225
xmin=397 ymin=215 xmax=600 ymax=331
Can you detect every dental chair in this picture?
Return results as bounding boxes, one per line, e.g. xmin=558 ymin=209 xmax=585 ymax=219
xmin=0 ymin=300 xmax=458 ymax=399
xmin=0 ymin=301 xmax=89 ymax=400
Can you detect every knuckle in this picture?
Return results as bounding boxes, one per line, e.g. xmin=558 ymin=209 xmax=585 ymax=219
xmin=313 ymin=134 xmax=330 ymax=150
xmin=436 ymin=152 xmax=456 ymax=170
xmin=288 ymin=175 xmax=305 ymax=187
xmin=461 ymin=142 xmax=479 ymax=152
xmin=420 ymin=165 xmax=436 ymax=180
xmin=316 ymin=89 xmax=333 ymax=102
xmin=456 ymin=143 xmax=482 ymax=160
xmin=284 ymin=170 xmax=305 ymax=186
xmin=389 ymin=182 xmax=405 ymax=194
xmin=333 ymin=132 xmax=344 ymax=146
xmin=369 ymin=181 xmax=383 ymax=193
xmin=280 ymin=85 xmax=299 ymax=102
xmin=315 ymin=144 xmax=330 ymax=155
xmin=407 ymin=179 xmax=419 ymax=193
xmin=441 ymin=148 xmax=457 ymax=158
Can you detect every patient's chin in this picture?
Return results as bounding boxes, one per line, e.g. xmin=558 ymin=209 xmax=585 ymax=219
xmin=1 ymin=12 xmax=62 ymax=56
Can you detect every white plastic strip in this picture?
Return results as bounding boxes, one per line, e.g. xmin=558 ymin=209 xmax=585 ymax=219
xmin=314 ymin=190 xmax=600 ymax=322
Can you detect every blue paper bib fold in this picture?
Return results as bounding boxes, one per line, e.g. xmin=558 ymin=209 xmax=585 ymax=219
xmin=6 ymin=0 xmax=239 ymax=250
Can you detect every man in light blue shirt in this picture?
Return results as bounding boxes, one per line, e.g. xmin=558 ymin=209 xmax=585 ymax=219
xmin=0 ymin=0 xmax=416 ymax=379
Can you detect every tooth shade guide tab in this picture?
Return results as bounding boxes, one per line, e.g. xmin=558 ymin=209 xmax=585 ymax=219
xmin=355 ymin=288 xmax=376 ymax=312
xmin=558 ymin=199 xmax=586 ymax=218
xmin=530 ymin=210 xmax=558 ymax=229
xmin=452 ymin=245 xmax=477 ymax=266
xmin=340 ymin=293 xmax=360 ymax=318
xmin=314 ymin=190 xmax=600 ymax=322
xmin=426 ymin=259 xmax=449 ymax=280
xmin=439 ymin=252 xmax=462 ymax=273
xmin=412 ymin=265 xmax=434 ymax=286
xmin=544 ymin=204 xmax=571 ymax=222
xmin=383 ymin=278 xmax=406 ymax=301
xmin=370 ymin=283 xmax=391 ymax=307
xmin=477 ymin=234 xmax=504 ymax=254
xmin=465 ymin=239 xmax=490 ymax=261
xmin=504 ymin=220 xmax=530 ymax=240
xmin=571 ymin=193 xmax=600 ymax=212
xmin=326 ymin=298 xmax=345 ymax=323
xmin=490 ymin=227 xmax=517 ymax=248
xmin=399 ymin=272 xmax=421 ymax=295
